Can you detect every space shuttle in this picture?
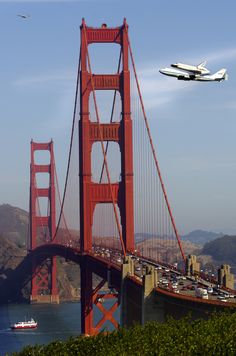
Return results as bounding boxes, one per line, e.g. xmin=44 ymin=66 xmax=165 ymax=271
xmin=171 ymin=61 xmax=210 ymax=75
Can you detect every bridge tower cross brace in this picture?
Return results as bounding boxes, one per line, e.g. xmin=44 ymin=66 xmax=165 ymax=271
xmin=79 ymin=19 xmax=134 ymax=335
xmin=29 ymin=140 xmax=59 ymax=303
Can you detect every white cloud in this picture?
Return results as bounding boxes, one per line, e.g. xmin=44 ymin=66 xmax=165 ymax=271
xmin=135 ymin=68 xmax=196 ymax=110
xmin=198 ymin=48 xmax=236 ymax=65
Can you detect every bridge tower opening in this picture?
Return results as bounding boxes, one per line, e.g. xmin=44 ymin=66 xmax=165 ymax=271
xmin=79 ymin=19 xmax=134 ymax=334
xmin=29 ymin=140 xmax=59 ymax=304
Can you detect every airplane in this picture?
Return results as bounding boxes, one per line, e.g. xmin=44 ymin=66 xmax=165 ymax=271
xmin=17 ymin=14 xmax=30 ymax=19
xmin=171 ymin=61 xmax=210 ymax=75
xmin=159 ymin=67 xmax=228 ymax=82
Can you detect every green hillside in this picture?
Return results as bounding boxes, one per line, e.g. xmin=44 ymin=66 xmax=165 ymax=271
xmin=202 ymin=235 xmax=236 ymax=267
xmin=182 ymin=229 xmax=223 ymax=245
xmin=0 ymin=204 xmax=28 ymax=247
xmin=0 ymin=204 xmax=81 ymax=302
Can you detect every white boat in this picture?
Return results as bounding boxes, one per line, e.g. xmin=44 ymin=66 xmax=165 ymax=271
xmin=11 ymin=318 xmax=38 ymax=330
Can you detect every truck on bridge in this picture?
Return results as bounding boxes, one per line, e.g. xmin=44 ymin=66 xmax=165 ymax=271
xmin=195 ymin=287 xmax=208 ymax=299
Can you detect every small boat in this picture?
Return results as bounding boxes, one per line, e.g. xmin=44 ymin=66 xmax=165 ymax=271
xmin=10 ymin=318 xmax=38 ymax=330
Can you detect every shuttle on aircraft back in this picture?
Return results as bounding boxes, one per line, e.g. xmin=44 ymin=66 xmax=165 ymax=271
xmin=171 ymin=61 xmax=210 ymax=75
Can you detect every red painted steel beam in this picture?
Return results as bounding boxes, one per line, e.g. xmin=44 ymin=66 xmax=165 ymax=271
xmin=31 ymin=142 xmax=51 ymax=151
xmin=90 ymin=122 xmax=120 ymax=142
xmin=36 ymin=188 xmax=50 ymax=197
xmin=93 ymin=298 xmax=119 ymax=333
xmin=85 ymin=26 xmax=121 ymax=44
xmin=35 ymin=216 xmax=49 ymax=226
xmin=90 ymin=183 xmax=119 ymax=203
xmin=34 ymin=165 xmax=50 ymax=173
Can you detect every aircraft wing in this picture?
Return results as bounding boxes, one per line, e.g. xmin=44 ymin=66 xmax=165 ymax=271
xmin=159 ymin=67 xmax=197 ymax=80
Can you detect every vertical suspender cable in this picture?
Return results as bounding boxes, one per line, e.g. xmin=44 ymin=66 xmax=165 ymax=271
xmin=52 ymin=49 xmax=81 ymax=242
xmin=99 ymin=49 xmax=122 ymax=183
xmin=54 ymin=163 xmax=71 ymax=239
xmin=125 ymin=24 xmax=185 ymax=262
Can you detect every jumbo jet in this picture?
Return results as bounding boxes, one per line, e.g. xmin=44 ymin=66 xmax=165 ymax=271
xmin=159 ymin=66 xmax=228 ymax=82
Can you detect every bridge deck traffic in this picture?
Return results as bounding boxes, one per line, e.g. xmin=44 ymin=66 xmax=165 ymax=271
xmin=93 ymin=246 xmax=236 ymax=306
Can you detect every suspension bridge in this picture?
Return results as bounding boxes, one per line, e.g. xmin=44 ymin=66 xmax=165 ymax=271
xmin=2 ymin=19 xmax=235 ymax=336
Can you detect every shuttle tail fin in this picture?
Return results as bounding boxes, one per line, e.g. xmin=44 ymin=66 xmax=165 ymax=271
xmin=197 ymin=61 xmax=207 ymax=69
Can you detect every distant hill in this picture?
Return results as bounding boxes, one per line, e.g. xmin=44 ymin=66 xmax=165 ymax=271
xmin=0 ymin=203 xmax=100 ymax=303
xmin=135 ymin=233 xmax=156 ymax=241
xmin=181 ymin=229 xmax=223 ymax=245
xmin=0 ymin=204 xmax=28 ymax=247
xmin=135 ymin=230 xmax=223 ymax=247
xmin=201 ymin=235 xmax=236 ymax=266
xmin=0 ymin=203 xmax=79 ymax=302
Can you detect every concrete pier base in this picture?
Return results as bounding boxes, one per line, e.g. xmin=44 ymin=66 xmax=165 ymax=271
xmin=120 ymin=256 xmax=142 ymax=327
xmin=218 ymin=264 xmax=234 ymax=290
xmin=30 ymin=294 xmax=60 ymax=304
xmin=120 ymin=258 xmax=163 ymax=327
xmin=142 ymin=266 xmax=164 ymax=324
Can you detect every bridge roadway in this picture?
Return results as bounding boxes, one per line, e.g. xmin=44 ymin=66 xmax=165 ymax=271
xmin=1 ymin=243 xmax=235 ymax=328
xmin=93 ymin=245 xmax=236 ymax=302
xmin=92 ymin=245 xmax=236 ymax=327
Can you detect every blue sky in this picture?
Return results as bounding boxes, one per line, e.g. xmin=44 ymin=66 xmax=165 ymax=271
xmin=0 ymin=0 xmax=236 ymax=235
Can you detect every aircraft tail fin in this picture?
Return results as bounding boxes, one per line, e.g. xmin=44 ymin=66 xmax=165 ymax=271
xmin=212 ymin=68 xmax=228 ymax=81
xmin=197 ymin=61 xmax=207 ymax=69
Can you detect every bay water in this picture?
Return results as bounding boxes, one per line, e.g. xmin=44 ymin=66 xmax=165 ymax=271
xmin=0 ymin=302 xmax=119 ymax=355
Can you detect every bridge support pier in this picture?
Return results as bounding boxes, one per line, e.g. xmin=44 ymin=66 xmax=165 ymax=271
xmin=121 ymin=257 xmax=142 ymax=327
xmin=80 ymin=257 xmax=93 ymax=335
xmin=185 ymin=255 xmax=200 ymax=276
xmin=218 ymin=264 xmax=234 ymax=290
xmin=30 ymin=294 xmax=60 ymax=304
xmin=121 ymin=259 xmax=161 ymax=327
xmin=81 ymin=256 xmax=119 ymax=335
xmin=142 ymin=267 xmax=161 ymax=324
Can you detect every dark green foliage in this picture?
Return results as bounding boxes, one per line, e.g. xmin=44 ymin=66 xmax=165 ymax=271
xmin=202 ymin=235 xmax=236 ymax=265
xmin=10 ymin=312 xmax=236 ymax=355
